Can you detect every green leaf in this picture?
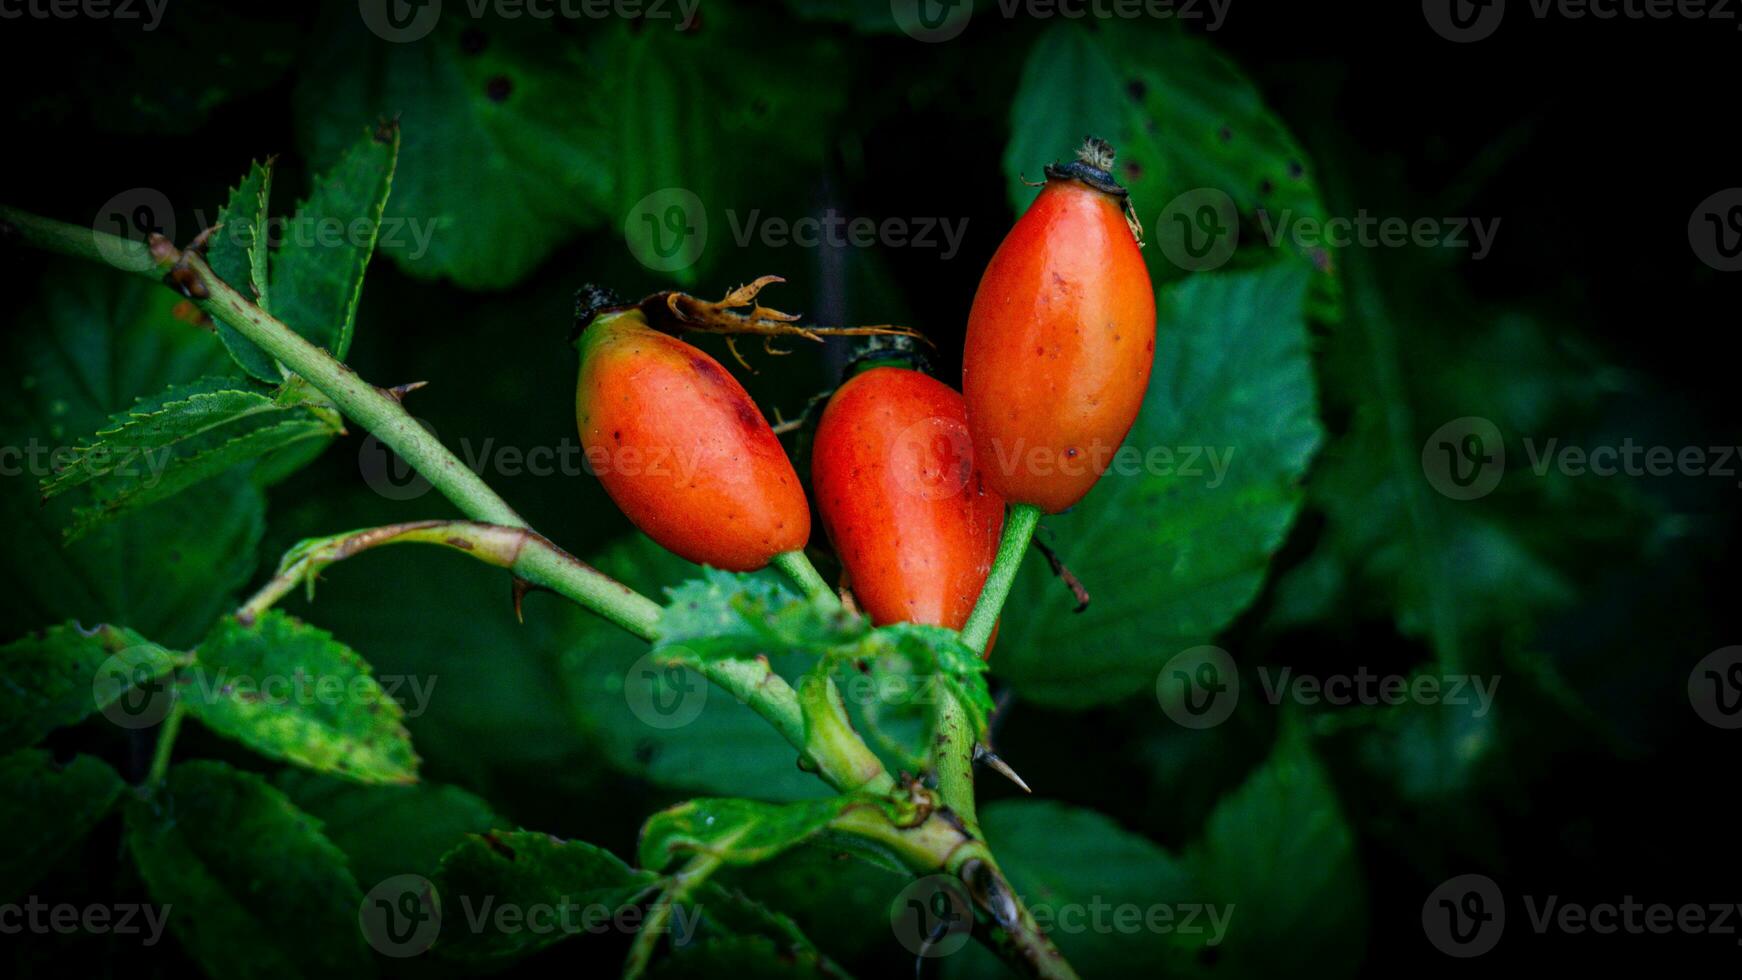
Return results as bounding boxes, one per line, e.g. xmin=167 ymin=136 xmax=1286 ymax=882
xmin=40 ymin=377 xmax=341 ymax=540
xmin=0 ymin=267 xmax=266 ymax=648
xmin=954 ymin=724 xmax=1363 ymax=979
xmin=657 ymin=570 xmax=866 ymax=663
xmin=995 ymin=264 xmax=1322 ymax=706
xmin=950 ymin=801 xmax=1205 ymax=980
xmin=637 ymin=796 xmax=863 ymax=872
xmin=1004 ymin=23 xmax=1335 ymax=312
xmin=125 ymin=760 xmax=374 ymax=979
xmin=293 ymin=9 xmax=845 ymax=289
xmin=0 ymin=750 xmax=124 ymax=900
xmin=647 ymin=934 xmax=841 ymax=978
xmin=207 ymin=159 xmax=282 ymax=382
xmin=432 ymin=830 xmax=655 ymax=963
xmin=0 ymin=624 xmax=184 ymax=753
xmin=269 ymin=125 xmax=398 ymax=359
xmin=275 ymin=770 xmax=503 ymax=888
xmin=1179 ymin=723 xmax=1366 ymax=977
xmin=185 ymin=612 xmax=419 ymax=784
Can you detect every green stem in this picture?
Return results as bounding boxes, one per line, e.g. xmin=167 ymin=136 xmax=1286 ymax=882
xmin=1 ymin=206 xmax=660 ymax=636
xmin=770 ymin=549 xmax=838 ymax=610
xmin=932 ymin=689 xmax=981 ymax=833
xmin=960 ymin=504 xmax=1041 ymax=654
xmin=146 ymin=701 xmax=186 ymax=786
xmin=240 ymin=520 xmax=662 ymax=640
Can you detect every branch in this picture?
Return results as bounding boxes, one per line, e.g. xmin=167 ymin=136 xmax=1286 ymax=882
xmin=235 ymin=520 xmax=662 ymax=639
xmin=0 ymin=206 xmax=661 ymax=639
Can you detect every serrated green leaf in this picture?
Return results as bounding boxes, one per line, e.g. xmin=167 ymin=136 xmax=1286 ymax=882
xmin=41 ymin=378 xmax=340 ymax=541
xmin=125 ymin=760 xmax=374 ymax=979
xmin=0 ymin=750 xmax=124 ymax=900
xmin=275 ymin=770 xmax=503 ymax=889
xmin=995 ymin=264 xmax=1322 ymax=707
xmin=185 ymin=612 xmax=418 ymax=784
xmin=1 ymin=267 xmax=266 ymax=648
xmin=293 ymin=8 xmax=844 ymax=289
xmin=0 ymin=623 xmax=184 ymax=753
xmin=1005 ymin=23 xmax=1337 ymax=315
xmin=657 ymin=570 xmax=867 ymax=662
xmin=638 ymin=796 xmax=865 ymax=873
xmin=269 ymin=125 xmax=398 ymax=359
xmin=208 ymin=159 xmax=282 ymax=382
xmin=560 ymin=537 xmax=830 ymax=802
xmin=432 ymin=830 xmax=655 ymax=963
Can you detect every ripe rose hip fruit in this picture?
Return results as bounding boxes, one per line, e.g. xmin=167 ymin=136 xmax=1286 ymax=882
xmin=573 ymin=305 xmax=808 ymax=571
xmin=963 ymin=137 xmax=1156 ymax=513
xmin=812 ymin=366 xmax=1004 ymax=636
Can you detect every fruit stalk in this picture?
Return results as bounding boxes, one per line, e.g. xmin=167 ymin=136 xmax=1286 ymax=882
xmin=960 ymin=503 xmax=1042 ymax=653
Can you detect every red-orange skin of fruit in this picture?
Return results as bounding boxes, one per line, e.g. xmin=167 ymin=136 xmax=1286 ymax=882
xmin=812 ymin=367 xmax=1005 ymax=635
xmin=962 ymin=176 xmax=1156 ymax=513
xmin=575 ymin=310 xmax=809 ymax=571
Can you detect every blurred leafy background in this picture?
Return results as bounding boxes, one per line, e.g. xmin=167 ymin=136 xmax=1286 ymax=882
xmin=1 ymin=0 xmax=1738 ymax=976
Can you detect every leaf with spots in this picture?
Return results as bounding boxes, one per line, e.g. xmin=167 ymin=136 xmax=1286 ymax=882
xmin=185 ymin=612 xmax=420 ymax=785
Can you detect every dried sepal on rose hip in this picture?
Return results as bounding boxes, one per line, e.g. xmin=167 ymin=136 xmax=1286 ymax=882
xmin=962 ymin=136 xmax=1157 ymax=514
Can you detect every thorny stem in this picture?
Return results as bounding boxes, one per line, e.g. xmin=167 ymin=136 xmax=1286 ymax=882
xmin=4 ymin=206 xmax=1078 ymax=980
xmin=236 ymin=520 xmax=664 ymax=640
xmin=931 ymin=689 xmax=983 ymax=835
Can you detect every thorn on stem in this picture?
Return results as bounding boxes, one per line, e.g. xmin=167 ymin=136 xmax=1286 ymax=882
xmin=382 ymin=381 xmax=429 ymax=402
xmin=510 ymin=576 xmax=547 ymax=623
xmin=1031 ymin=534 xmax=1090 ymax=613
xmin=973 ymin=744 xmax=1032 ymax=794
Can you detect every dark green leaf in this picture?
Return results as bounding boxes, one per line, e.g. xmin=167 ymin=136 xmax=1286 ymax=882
xmin=40 ymin=377 xmax=340 ymax=540
xmin=996 ymin=264 xmax=1322 ymax=706
xmin=0 ymin=267 xmax=266 ymax=648
xmin=637 ymin=796 xmax=864 ymax=872
xmin=276 ymin=770 xmax=503 ymax=888
xmin=432 ymin=830 xmax=654 ymax=963
xmin=269 ymin=126 xmax=399 ymax=359
xmin=207 ymin=159 xmax=282 ymax=382
xmin=0 ymin=750 xmax=124 ymax=900
xmin=0 ymin=623 xmax=184 ymax=753
xmin=293 ymin=8 xmax=845 ymax=289
xmin=186 ymin=612 xmax=419 ymax=784
xmin=657 ymin=570 xmax=865 ymax=663
xmin=1005 ymin=22 xmax=1335 ymax=313
xmin=648 ymin=934 xmax=840 ymax=978
xmin=125 ymin=760 xmax=374 ymax=979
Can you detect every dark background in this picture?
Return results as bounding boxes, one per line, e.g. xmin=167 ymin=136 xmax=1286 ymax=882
xmin=2 ymin=1 xmax=1738 ymax=976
